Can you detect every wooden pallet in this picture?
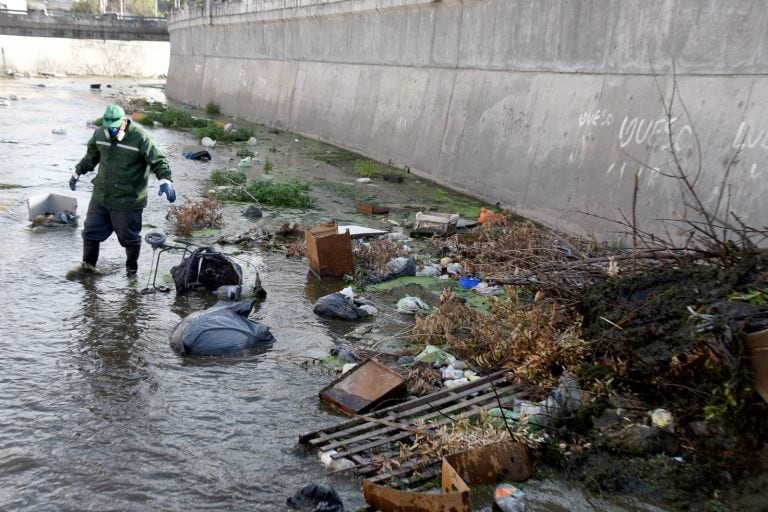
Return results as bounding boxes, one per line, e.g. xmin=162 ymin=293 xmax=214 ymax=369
xmin=299 ymin=370 xmax=521 ymax=485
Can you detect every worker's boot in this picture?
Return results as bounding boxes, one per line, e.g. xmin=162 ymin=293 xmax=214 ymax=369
xmin=125 ymin=245 xmax=140 ymax=277
xmin=81 ymin=239 xmax=100 ymax=273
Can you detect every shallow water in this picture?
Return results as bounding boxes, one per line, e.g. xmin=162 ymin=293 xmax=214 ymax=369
xmin=0 ymin=77 xmax=668 ymax=512
xmin=0 ymin=77 xmax=372 ymax=511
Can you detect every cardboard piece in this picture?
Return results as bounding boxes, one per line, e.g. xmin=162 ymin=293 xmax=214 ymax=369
xmin=305 ymin=221 xmax=354 ymax=277
xmin=319 ymin=358 xmax=407 ymax=414
xmin=746 ymin=329 xmax=768 ymax=404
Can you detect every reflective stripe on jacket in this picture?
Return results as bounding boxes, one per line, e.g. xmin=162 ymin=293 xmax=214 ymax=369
xmin=75 ymin=121 xmax=172 ymax=210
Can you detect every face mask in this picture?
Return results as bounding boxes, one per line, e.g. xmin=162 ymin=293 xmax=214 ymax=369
xmin=108 ymin=127 xmax=120 ymax=139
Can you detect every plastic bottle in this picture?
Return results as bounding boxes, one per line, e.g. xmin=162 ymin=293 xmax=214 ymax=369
xmin=213 ymin=285 xmax=242 ymax=301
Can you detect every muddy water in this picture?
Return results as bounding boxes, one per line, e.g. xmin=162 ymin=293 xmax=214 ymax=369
xmin=0 ymin=77 xmax=371 ymax=511
xmin=0 ymin=77 xmax=663 ymax=512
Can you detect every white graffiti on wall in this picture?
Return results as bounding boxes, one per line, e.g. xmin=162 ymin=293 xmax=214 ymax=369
xmin=605 ymin=162 xmax=662 ymax=186
xmin=580 ymin=112 xmax=768 ymax=184
xmin=746 ymin=164 xmax=765 ymax=178
xmin=578 ymin=109 xmax=614 ymax=128
xmin=731 ymin=122 xmax=768 ymax=179
xmin=732 ymin=122 xmax=768 ymax=150
xmin=579 ymin=110 xmax=693 ymax=152
xmin=578 ymin=110 xmax=696 ymax=186
xmin=618 ymin=116 xmax=693 ymax=152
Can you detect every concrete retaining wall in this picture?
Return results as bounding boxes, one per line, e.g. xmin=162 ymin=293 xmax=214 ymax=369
xmin=167 ymin=0 xmax=768 ymax=240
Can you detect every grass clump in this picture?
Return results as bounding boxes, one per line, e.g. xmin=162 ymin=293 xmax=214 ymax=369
xmin=194 ymin=125 xmax=255 ymax=144
xmin=236 ymin=148 xmax=255 ymax=158
xmin=137 ymin=106 xmax=210 ymax=129
xmin=205 ymin=101 xmax=221 ymax=115
xmin=354 ymin=159 xmax=385 ymax=178
xmin=210 ymin=169 xmax=247 ymax=186
xmin=246 ymin=180 xmax=312 ymax=208
xmin=133 ymin=105 xmax=254 ymax=144
xmin=215 ymin=179 xmax=313 ymax=208
xmin=166 ymin=197 xmax=224 ymax=237
xmin=303 ymin=142 xmax=363 ymax=166
xmin=263 ymin=158 xmax=273 ymax=173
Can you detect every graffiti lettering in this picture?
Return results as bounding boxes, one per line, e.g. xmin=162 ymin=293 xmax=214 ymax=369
xmin=606 ymin=162 xmax=663 ymax=187
xmin=618 ymin=116 xmax=692 ymax=152
xmin=606 ymin=162 xmax=626 ymax=178
xmin=748 ymin=163 xmax=765 ymax=179
xmin=732 ymin=122 xmax=768 ymax=150
xmin=578 ymin=109 xmax=614 ymax=128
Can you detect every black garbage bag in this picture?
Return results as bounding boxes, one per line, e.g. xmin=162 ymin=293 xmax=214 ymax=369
xmin=287 ymin=483 xmax=344 ymax=512
xmin=363 ymin=256 xmax=417 ymax=285
xmin=169 ymin=299 xmax=276 ymax=356
xmin=171 ymin=246 xmax=243 ymax=294
xmin=313 ymin=292 xmax=367 ymax=321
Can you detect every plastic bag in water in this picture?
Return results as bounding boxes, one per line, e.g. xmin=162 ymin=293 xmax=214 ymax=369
xmin=169 ymin=299 xmax=275 ymax=356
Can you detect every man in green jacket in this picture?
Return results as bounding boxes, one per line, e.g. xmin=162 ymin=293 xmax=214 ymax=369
xmin=69 ymin=104 xmax=176 ymax=276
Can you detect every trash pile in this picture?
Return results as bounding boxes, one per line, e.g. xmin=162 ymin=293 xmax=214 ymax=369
xmin=293 ymin=206 xmax=768 ymax=510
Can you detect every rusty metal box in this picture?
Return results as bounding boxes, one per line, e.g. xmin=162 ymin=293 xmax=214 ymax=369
xmin=319 ymin=358 xmax=407 ymax=414
xmin=305 ymin=221 xmax=355 ymax=277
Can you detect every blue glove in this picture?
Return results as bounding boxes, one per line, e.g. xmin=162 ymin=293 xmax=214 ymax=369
xmin=159 ymin=181 xmax=176 ymax=203
xmin=69 ymin=172 xmax=79 ymax=191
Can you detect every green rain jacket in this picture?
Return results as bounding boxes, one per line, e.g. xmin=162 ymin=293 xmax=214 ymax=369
xmin=75 ymin=120 xmax=173 ymax=210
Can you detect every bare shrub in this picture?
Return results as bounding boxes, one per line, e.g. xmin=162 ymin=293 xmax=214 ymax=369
xmin=166 ymin=197 xmax=223 ymax=237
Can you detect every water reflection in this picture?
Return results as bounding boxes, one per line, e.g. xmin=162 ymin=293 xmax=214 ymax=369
xmin=303 ymin=269 xmax=346 ymax=303
xmin=74 ymin=281 xmax=153 ymax=406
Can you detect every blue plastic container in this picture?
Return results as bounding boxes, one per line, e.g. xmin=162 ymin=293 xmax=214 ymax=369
xmin=459 ymin=276 xmax=481 ymax=289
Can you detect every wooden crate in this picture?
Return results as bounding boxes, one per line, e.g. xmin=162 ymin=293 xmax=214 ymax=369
xmin=305 ymin=222 xmax=355 ymax=277
xmin=413 ymin=211 xmax=460 ymax=237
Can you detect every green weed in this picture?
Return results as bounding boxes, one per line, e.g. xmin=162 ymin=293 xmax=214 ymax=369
xmin=236 ymin=148 xmax=255 ymax=158
xmin=215 ymin=179 xmax=313 ymax=208
xmin=311 ymin=178 xmax=357 ymax=198
xmin=210 ymin=169 xmax=247 ymax=186
xmin=263 ymin=158 xmax=273 ymax=173
xmin=303 ymin=142 xmax=362 ymax=166
xmin=354 ymin=159 xmax=384 ymax=178
xmin=427 ymin=187 xmax=485 ymax=219
xmin=205 ymin=101 xmax=221 ymax=115
xmin=248 ymin=180 xmax=312 ymax=207
xmin=137 ymin=106 xmax=210 ymax=129
xmin=194 ymin=125 xmax=255 ymax=144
